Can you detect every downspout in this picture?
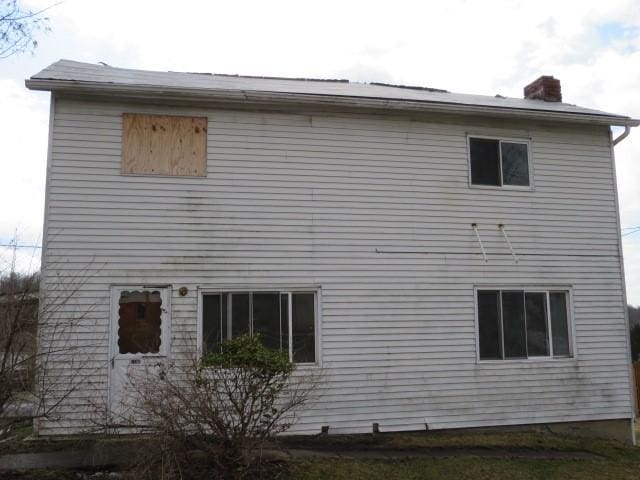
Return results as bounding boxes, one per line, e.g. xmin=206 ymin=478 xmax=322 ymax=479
xmin=613 ymin=126 xmax=631 ymax=146
xmin=609 ymin=125 xmax=637 ymax=444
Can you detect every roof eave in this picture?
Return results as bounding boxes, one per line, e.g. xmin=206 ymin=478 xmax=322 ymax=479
xmin=25 ymin=78 xmax=640 ymax=127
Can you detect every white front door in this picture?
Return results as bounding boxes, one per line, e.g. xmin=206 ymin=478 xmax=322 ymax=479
xmin=108 ymin=286 xmax=171 ymax=427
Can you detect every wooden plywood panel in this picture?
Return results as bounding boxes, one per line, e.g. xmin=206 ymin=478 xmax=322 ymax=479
xmin=122 ymin=114 xmax=207 ymax=176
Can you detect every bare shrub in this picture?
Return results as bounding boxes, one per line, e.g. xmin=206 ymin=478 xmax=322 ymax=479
xmin=0 ymin=269 xmax=39 ymax=436
xmin=124 ymin=335 xmax=318 ymax=479
xmin=0 ymin=241 xmax=100 ymax=439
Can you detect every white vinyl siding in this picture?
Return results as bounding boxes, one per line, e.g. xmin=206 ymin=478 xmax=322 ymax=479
xmin=38 ymin=96 xmax=633 ymax=435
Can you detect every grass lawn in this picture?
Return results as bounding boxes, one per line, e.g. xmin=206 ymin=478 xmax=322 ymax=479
xmin=291 ymin=456 xmax=640 ymax=480
xmin=1 ymin=426 xmax=639 ymax=479
xmin=287 ymin=430 xmax=640 ymax=480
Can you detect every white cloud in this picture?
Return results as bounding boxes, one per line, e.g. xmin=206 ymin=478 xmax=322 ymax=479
xmin=0 ymin=80 xmax=48 ymax=244
xmin=5 ymin=0 xmax=640 ymax=302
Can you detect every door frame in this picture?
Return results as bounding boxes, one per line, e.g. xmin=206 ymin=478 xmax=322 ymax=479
xmin=107 ymin=285 xmax=172 ymax=415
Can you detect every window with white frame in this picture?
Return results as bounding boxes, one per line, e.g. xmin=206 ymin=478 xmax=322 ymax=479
xmin=201 ymin=291 xmax=317 ymax=363
xmin=469 ymin=137 xmax=530 ymax=187
xmin=476 ymin=289 xmax=571 ymax=360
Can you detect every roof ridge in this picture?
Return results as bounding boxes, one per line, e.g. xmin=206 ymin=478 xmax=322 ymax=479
xmin=68 ymin=59 xmax=447 ymax=91
xmin=206 ymin=73 xmax=351 ymax=84
xmin=370 ymin=82 xmax=448 ymax=94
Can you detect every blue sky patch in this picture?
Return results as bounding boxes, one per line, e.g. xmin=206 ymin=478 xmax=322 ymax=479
xmin=595 ymin=22 xmax=640 ymax=51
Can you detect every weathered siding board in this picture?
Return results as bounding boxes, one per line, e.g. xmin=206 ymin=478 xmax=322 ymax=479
xmin=38 ymin=97 xmax=633 ymax=435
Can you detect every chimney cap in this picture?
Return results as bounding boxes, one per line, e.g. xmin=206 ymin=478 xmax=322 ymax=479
xmin=524 ymin=75 xmax=562 ymax=102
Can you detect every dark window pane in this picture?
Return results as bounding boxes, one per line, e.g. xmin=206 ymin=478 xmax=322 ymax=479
xmin=292 ymin=293 xmax=315 ymax=363
xmin=253 ymin=293 xmax=281 ymax=350
xmin=525 ymin=292 xmax=549 ymax=356
xmin=231 ymin=293 xmax=250 ymax=337
xmin=470 ymin=138 xmax=500 ymax=186
xmin=550 ymin=292 xmax=570 ymax=356
xmin=221 ymin=293 xmax=228 ymax=341
xmin=118 ymin=290 xmax=162 ymax=354
xmin=202 ymin=294 xmax=222 ymax=354
xmin=477 ymin=290 xmax=502 ymax=360
xmin=502 ymin=291 xmax=527 ymax=358
xmin=280 ymin=293 xmax=289 ymax=354
xmin=501 ymin=142 xmax=529 ymax=186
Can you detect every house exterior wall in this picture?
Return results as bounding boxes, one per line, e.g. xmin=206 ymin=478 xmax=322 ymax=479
xmin=38 ymin=95 xmax=634 ymax=436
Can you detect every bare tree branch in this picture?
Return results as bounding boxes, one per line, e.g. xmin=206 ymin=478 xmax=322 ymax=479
xmin=0 ymin=235 xmax=103 ymax=439
xmin=0 ymin=0 xmax=59 ymax=59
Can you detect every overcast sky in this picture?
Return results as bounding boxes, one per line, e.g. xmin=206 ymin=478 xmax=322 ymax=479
xmin=2 ymin=0 xmax=640 ymax=303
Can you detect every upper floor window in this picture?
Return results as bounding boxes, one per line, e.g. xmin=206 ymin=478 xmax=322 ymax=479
xmin=201 ymin=291 xmax=317 ymax=364
xmin=476 ymin=288 xmax=572 ymax=361
xmin=469 ymin=137 xmax=530 ymax=187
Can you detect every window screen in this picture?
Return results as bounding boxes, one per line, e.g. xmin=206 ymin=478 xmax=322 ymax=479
xmin=525 ymin=292 xmax=549 ymax=356
xmin=253 ymin=293 xmax=282 ymax=351
xmin=550 ymin=292 xmax=570 ymax=356
xmin=501 ymin=291 xmax=527 ymax=358
xmin=280 ymin=293 xmax=290 ymax=354
xmin=231 ymin=293 xmax=250 ymax=338
xmin=202 ymin=293 xmax=228 ymax=354
xmin=477 ymin=290 xmax=502 ymax=360
xmin=202 ymin=294 xmax=222 ymax=354
xmin=292 ymin=293 xmax=316 ymax=363
xmin=501 ymin=142 xmax=529 ymax=186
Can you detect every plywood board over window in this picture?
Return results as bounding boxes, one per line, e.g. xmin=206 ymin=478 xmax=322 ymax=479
xmin=122 ymin=113 xmax=207 ymax=176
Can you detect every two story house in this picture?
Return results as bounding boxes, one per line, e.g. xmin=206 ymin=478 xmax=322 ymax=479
xmin=26 ymin=60 xmax=638 ymax=441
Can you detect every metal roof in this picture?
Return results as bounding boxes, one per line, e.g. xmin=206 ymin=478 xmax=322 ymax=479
xmin=26 ymin=59 xmax=639 ymax=127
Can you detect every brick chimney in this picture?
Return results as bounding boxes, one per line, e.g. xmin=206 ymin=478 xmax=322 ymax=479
xmin=523 ymin=76 xmax=562 ymax=102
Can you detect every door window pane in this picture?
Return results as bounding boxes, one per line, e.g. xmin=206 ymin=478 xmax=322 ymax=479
xmin=525 ymin=292 xmax=549 ymax=356
xmin=292 ymin=293 xmax=315 ymax=363
xmin=501 ymin=291 xmax=527 ymax=358
xmin=231 ymin=293 xmax=250 ymax=337
xmin=118 ymin=290 xmax=162 ymax=354
xmin=477 ymin=290 xmax=502 ymax=360
xmin=550 ymin=292 xmax=570 ymax=356
xmin=252 ymin=293 xmax=281 ymax=350
xmin=470 ymin=138 xmax=500 ymax=186
xmin=501 ymin=142 xmax=529 ymax=186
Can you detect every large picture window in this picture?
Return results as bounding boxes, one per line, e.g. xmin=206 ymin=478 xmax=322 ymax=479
xmin=201 ymin=291 xmax=317 ymax=363
xmin=476 ymin=289 xmax=571 ymax=360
